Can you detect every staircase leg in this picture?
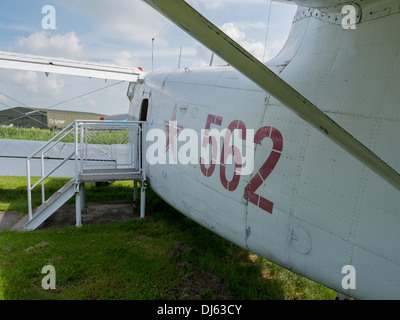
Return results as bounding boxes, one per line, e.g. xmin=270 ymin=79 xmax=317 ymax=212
xmin=75 ymin=183 xmax=82 ymax=227
xmin=133 ymin=180 xmax=138 ymax=201
xmin=140 ymin=181 xmax=146 ymax=219
xmin=81 ymin=183 xmax=86 ymax=212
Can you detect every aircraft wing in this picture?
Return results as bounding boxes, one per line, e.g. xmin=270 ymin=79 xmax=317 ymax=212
xmin=142 ymin=0 xmax=400 ymax=192
xmin=0 ymin=51 xmax=143 ymax=82
xmin=0 ymin=139 xmax=74 ymax=178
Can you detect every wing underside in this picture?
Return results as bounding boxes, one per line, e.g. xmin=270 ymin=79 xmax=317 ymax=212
xmin=0 ymin=51 xmax=143 ymax=82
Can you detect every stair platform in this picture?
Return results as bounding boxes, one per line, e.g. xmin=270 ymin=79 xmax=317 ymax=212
xmin=78 ymin=169 xmax=143 ymax=183
xmin=25 ymin=120 xmax=147 ymax=231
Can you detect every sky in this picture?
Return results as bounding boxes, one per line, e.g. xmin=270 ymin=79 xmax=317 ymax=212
xmin=0 ymin=0 xmax=298 ymax=118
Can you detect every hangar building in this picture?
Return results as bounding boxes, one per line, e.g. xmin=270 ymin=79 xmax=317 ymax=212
xmin=0 ymin=107 xmax=105 ymax=129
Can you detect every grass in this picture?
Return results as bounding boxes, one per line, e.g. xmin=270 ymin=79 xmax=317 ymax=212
xmin=0 ymin=127 xmax=336 ymax=300
xmin=0 ymin=126 xmax=63 ymax=142
xmin=0 ymin=177 xmax=337 ymax=300
xmin=0 ymin=125 xmax=130 ymax=144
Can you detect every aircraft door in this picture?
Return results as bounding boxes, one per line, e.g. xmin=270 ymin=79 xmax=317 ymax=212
xmin=140 ymin=98 xmax=149 ymax=122
xmin=139 ymin=92 xmax=151 ymax=122
xmin=137 ymin=92 xmax=151 ymax=174
xmin=128 ymin=85 xmax=151 ymax=122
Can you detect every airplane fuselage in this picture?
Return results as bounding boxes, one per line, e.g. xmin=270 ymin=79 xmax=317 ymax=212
xmin=128 ymin=6 xmax=400 ymax=299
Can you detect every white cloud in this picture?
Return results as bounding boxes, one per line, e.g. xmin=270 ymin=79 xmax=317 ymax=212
xmin=221 ymin=22 xmax=246 ymax=42
xmin=220 ymin=22 xmax=265 ymax=61
xmin=12 ymin=71 xmax=65 ymax=97
xmin=15 ymin=31 xmax=84 ymax=58
xmin=189 ymin=0 xmax=266 ymax=10
xmin=59 ymin=0 xmax=169 ymax=46
xmin=13 ymin=71 xmax=39 ymax=93
xmin=194 ymin=19 xmax=274 ymax=67
xmin=193 ymin=0 xmax=226 ymax=9
xmin=112 ymin=50 xmax=138 ymax=68
xmin=86 ymin=97 xmax=98 ymax=108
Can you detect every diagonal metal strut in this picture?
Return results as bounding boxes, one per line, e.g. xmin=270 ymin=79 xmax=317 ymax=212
xmin=143 ymin=0 xmax=400 ymax=192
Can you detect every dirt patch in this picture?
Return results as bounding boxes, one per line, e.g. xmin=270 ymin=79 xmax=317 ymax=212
xmin=24 ymin=241 xmax=50 ymax=253
xmin=169 ymin=242 xmax=192 ymax=259
xmin=37 ymin=201 xmax=138 ymax=230
xmin=177 ymin=261 xmax=233 ymax=300
xmin=170 ymin=243 xmax=233 ymax=300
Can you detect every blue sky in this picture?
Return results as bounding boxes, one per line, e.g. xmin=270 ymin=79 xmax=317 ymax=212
xmin=0 ymin=0 xmax=297 ymax=117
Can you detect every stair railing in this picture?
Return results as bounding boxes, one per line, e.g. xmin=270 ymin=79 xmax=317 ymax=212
xmin=26 ymin=120 xmax=147 ymax=223
xmin=26 ymin=121 xmax=78 ymax=221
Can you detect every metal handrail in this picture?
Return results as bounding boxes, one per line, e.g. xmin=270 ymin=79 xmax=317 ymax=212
xmin=29 ymin=151 xmax=76 ymax=191
xmin=27 ymin=121 xmax=75 ymax=161
xmin=77 ymin=120 xmax=145 ymax=177
xmin=27 ymin=120 xmax=146 ymax=221
xmin=27 ymin=121 xmax=77 ymax=220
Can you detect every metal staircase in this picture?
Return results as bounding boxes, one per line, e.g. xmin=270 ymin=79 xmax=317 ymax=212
xmin=25 ymin=120 xmax=146 ymax=231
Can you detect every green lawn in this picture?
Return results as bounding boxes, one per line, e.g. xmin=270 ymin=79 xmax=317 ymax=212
xmin=0 ymin=177 xmax=336 ymax=300
xmin=0 ymin=126 xmax=63 ymax=141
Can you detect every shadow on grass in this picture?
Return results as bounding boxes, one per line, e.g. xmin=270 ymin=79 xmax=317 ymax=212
xmin=0 ymin=177 xmax=335 ymax=300
xmin=143 ymin=188 xmax=334 ymax=300
xmin=0 ymin=177 xmax=136 ymax=215
xmin=0 ymin=177 xmax=71 ymax=214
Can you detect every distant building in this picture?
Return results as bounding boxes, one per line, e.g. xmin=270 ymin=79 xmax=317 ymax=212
xmin=0 ymin=107 xmax=105 ymax=129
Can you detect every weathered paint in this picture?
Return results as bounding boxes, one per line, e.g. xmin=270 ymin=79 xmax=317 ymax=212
xmin=134 ymin=1 xmax=400 ymax=299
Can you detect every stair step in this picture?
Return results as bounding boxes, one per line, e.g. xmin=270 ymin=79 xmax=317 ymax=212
xmin=34 ymin=180 xmax=75 ymax=214
xmin=79 ymin=169 xmax=142 ymax=182
xmin=24 ymin=179 xmax=76 ymax=231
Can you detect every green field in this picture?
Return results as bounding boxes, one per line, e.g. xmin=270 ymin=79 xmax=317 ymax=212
xmin=0 ymin=126 xmax=63 ymax=142
xmin=0 ymin=177 xmax=336 ymax=300
xmin=0 ymin=127 xmax=336 ymax=300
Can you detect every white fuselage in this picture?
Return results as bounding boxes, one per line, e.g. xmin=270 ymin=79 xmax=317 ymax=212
xmin=129 ymin=5 xmax=400 ymax=300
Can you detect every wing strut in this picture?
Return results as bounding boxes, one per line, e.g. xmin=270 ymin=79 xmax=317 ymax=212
xmin=143 ymin=0 xmax=400 ymax=192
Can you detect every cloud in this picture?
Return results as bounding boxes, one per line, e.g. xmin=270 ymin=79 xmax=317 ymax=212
xmin=194 ymin=22 xmax=266 ymax=67
xmin=12 ymin=71 xmax=65 ymax=97
xmin=15 ymin=31 xmax=84 ymax=58
xmin=13 ymin=71 xmax=40 ymax=93
xmin=58 ymin=0 xmax=169 ymax=46
xmin=220 ymin=22 xmax=265 ymax=61
xmin=188 ymin=0 xmax=267 ymax=10
xmin=192 ymin=0 xmax=226 ymax=9
xmin=112 ymin=50 xmax=139 ymax=68
xmin=86 ymin=97 xmax=98 ymax=108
